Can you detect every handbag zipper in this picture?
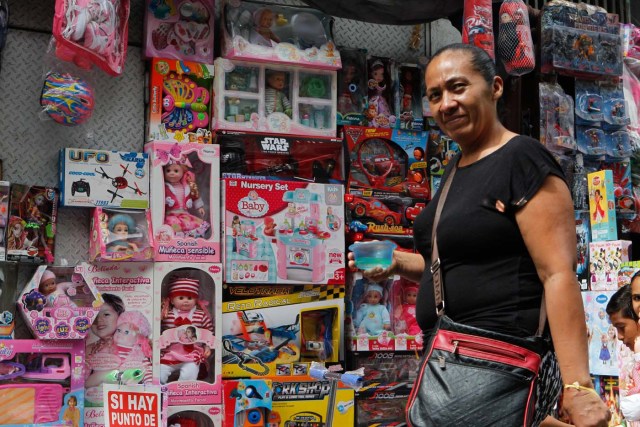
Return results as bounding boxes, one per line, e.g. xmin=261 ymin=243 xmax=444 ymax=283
xmin=438 ymin=339 xmax=529 ymax=369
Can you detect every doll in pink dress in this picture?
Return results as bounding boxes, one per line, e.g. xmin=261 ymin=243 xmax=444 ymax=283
xmin=367 ymin=60 xmax=392 ymax=127
xmin=394 ymin=285 xmax=421 ymax=336
xmin=163 ymin=157 xmax=210 ymax=238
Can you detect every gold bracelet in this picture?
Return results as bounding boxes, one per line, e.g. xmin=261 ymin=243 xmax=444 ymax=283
xmin=564 ymin=382 xmax=599 ymax=396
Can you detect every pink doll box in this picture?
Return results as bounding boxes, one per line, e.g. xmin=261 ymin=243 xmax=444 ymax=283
xmin=0 ymin=181 xmax=9 ymax=261
xmin=0 ymin=339 xmax=85 ymax=427
xmin=146 ymin=58 xmax=215 ymax=144
xmin=588 ymin=240 xmax=631 ymax=291
xmin=213 ymin=58 xmax=337 ymax=137
xmin=81 ymin=262 xmax=155 ymax=426
xmin=143 ymin=0 xmax=215 ymax=64
xmin=18 ymin=264 xmax=103 ymax=340
xmin=146 ymin=141 xmax=221 ymax=262
xmin=221 ymin=0 xmax=341 ymax=70
xmin=222 ymin=178 xmax=346 ymax=285
xmin=90 ymin=208 xmax=155 ymax=262
xmin=166 ymin=404 xmax=222 ymax=427
xmin=154 ymin=262 xmax=223 ymax=405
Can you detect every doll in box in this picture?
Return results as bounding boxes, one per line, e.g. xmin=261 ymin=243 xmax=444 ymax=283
xmin=7 ymin=216 xmax=32 ymax=251
xmin=106 ymin=213 xmax=139 ymax=253
xmin=250 ymin=8 xmax=280 ymax=47
xmin=163 ymin=158 xmax=210 ymax=238
xmin=367 ymin=60 xmax=392 ymax=127
xmin=354 ymin=283 xmax=391 ymax=335
xmin=265 ymin=70 xmax=292 ymax=118
xmin=393 ymin=285 xmax=420 ymax=335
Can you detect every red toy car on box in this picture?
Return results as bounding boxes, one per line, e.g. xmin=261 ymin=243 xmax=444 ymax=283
xmin=347 ymin=196 xmax=403 ymax=226
xmin=405 ymin=202 xmax=426 ymax=222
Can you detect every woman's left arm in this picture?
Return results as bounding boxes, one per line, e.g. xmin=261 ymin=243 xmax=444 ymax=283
xmin=516 ymin=174 xmax=609 ymax=427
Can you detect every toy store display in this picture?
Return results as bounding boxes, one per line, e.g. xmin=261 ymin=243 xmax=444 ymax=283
xmin=146 ymin=58 xmax=214 ymax=144
xmin=337 ymin=47 xmax=368 ymax=126
xmin=365 ymin=56 xmax=396 ymax=128
xmin=222 ymin=178 xmax=345 ymax=285
xmin=59 ymin=148 xmax=149 ymax=209
xmin=0 ymin=339 xmax=85 ymax=427
xmin=89 ymin=208 xmax=154 ymax=262
xmin=588 ymin=169 xmax=618 ymax=242
xmin=0 ymin=181 xmax=8 ymax=261
xmin=80 ymin=262 xmax=154 ymax=425
xmin=213 ymin=58 xmax=337 ymax=137
xmin=167 ymin=404 xmax=222 ymax=427
xmin=221 ymin=284 xmax=344 ymax=378
xmin=40 ymin=69 xmax=95 ymax=126
xmin=582 ymin=291 xmax=620 ymax=376
xmin=218 ymin=131 xmax=344 ymax=183
xmin=144 ymin=0 xmax=215 ymax=64
xmin=0 ymin=262 xmax=19 ymax=339
xmin=222 ymin=379 xmax=273 ymax=427
xmin=154 ymin=263 xmax=222 ymax=405
xmin=588 ymin=240 xmax=631 ymax=291
xmin=395 ymin=63 xmax=424 ymax=130
xmin=52 ymin=0 xmax=130 ymax=76
xmin=462 ymin=0 xmax=495 ymax=59
xmin=6 ymin=185 xmax=58 ymax=264
xmin=497 ymin=0 xmax=534 ymax=76
xmin=539 ymin=82 xmax=575 ymax=154
xmin=146 ymin=142 xmax=221 ymax=262
xmin=221 ymin=0 xmax=341 ymax=70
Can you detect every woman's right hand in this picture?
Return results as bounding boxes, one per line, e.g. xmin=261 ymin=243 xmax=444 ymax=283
xmin=347 ymin=250 xmax=398 ymax=282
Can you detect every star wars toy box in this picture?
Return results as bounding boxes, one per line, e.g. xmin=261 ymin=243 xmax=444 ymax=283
xmin=344 ymin=126 xmax=429 ymax=201
xmin=588 ymin=240 xmax=631 ymax=291
xmin=0 ymin=181 xmax=9 ymax=261
xmin=18 ymin=264 xmax=103 ymax=341
xmin=154 ymin=262 xmax=222 ymax=405
xmin=80 ymin=262 xmax=155 ymax=426
xmin=582 ymin=291 xmax=620 ymax=376
xmin=58 ymin=148 xmax=150 ymax=209
xmin=0 ymin=339 xmax=85 ymax=427
xmin=222 ymin=178 xmax=345 ymax=285
xmin=221 ymin=284 xmax=344 ymax=379
xmin=146 ymin=142 xmax=221 ymax=262
xmin=588 ymin=169 xmax=617 ymax=242
xmin=166 ymin=403 xmax=222 ymax=427
xmin=222 ymin=379 xmax=273 ymax=427
xmin=90 ymin=208 xmax=155 ymax=262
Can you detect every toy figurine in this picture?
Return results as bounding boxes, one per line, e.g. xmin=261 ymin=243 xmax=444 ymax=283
xmin=393 ymin=285 xmax=420 ymax=335
xmin=265 ymin=70 xmax=292 ymax=118
xmin=250 ymin=8 xmax=280 ymax=47
xmin=160 ymin=276 xmax=214 ymax=384
xmin=353 ymin=283 xmax=391 ymax=335
xmin=368 ymin=60 xmax=393 ymax=128
xmin=106 ymin=214 xmax=139 ymax=254
xmin=163 ymin=158 xmax=210 ymax=238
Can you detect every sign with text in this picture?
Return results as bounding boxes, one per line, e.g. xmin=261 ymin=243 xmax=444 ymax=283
xmin=104 ymin=384 xmax=161 ymax=427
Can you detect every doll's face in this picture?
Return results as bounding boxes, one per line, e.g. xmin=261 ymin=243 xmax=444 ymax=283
xmin=164 ymin=164 xmax=185 ymax=184
xmin=40 ymin=278 xmax=57 ymax=296
xmin=172 ymin=295 xmax=197 ymax=311
xmin=259 ymin=10 xmax=274 ymax=29
xmin=404 ymin=289 xmax=418 ymax=305
xmin=114 ymin=323 xmax=138 ymax=347
xmin=365 ymin=290 xmax=382 ymax=305
xmin=11 ymin=222 xmax=23 ymax=237
xmin=372 ymin=67 xmax=384 ymax=83
xmin=67 ymin=397 xmax=77 ymax=408
xmin=112 ymin=222 xmax=129 ymax=239
xmin=267 ymin=73 xmax=286 ymax=90
xmin=344 ymin=65 xmax=357 ymax=84
xmin=92 ymin=303 xmax=120 ymax=339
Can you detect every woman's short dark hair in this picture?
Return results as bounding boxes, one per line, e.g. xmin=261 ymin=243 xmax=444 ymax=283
xmin=102 ymin=293 xmax=125 ymax=315
xmin=606 ymin=283 xmax=638 ymax=321
xmin=430 ymin=43 xmax=496 ymax=87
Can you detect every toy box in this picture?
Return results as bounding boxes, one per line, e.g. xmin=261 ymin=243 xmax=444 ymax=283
xmin=0 ymin=181 xmax=8 ymax=261
xmin=146 ymin=142 xmax=221 ymax=262
xmin=618 ymin=261 xmax=640 ymax=287
xmin=395 ymin=63 xmax=424 ymax=131
xmin=588 ymin=240 xmax=631 ymax=291
xmin=365 ymin=56 xmax=397 ymax=129
xmin=218 ymin=130 xmax=345 ymax=183
xmin=59 ymin=148 xmax=150 ymax=209
xmin=221 ymin=284 xmax=345 ymax=378
xmin=344 ymin=126 xmax=429 ymax=200
xmin=337 ymin=47 xmax=368 ymax=126
xmin=167 ymin=404 xmax=222 ymax=427
xmin=146 ymin=58 xmax=215 ymax=144
xmin=80 ymin=262 xmax=154 ymax=426
xmin=143 ymin=0 xmax=215 ymax=64
xmin=349 ymin=351 xmax=419 ymax=396
xmin=214 ymin=58 xmax=337 ymax=137
xmin=0 ymin=262 xmax=19 ymax=339
xmin=588 ymin=169 xmax=617 ymax=242
xmin=0 ymin=339 xmax=85 ymax=427
xmin=222 ymin=379 xmax=273 ymax=427
xmin=18 ymin=264 xmax=103 ymax=340
xmin=345 ymin=193 xmax=425 ymax=237
xmin=90 ymin=208 xmax=154 ymax=262
xmin=6 ymin=184 xmax=58 ymax=264
xmin=426 ymin=124 xmax=460 ymax=192
xmin=582 ymin=291 xmax=619 ymax=376
xmin=154 ymin=262 xmax=222 ymax=405
xmin=593 ymin=376 xmax=624 ymax=425
xmin=576 ymin=210 xmax=591 ymax=290
xmin=222 ymin=178 xmax=345 ymax=284
xmin=355 ymin=397 xmax=408 ymax=427
xmin=221 ymin=0 xmax=341 ymax=70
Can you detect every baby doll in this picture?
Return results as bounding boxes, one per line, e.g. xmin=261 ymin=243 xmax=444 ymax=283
xmin=39 ymin=269 xmax=58 ymax=307
xmin=249 ymin=8 xmax=280 ymax=47
xmin=265 ymin=70 xmax=292 ymax=118
xmin=160 ymin=276 xmax=214 ymax=384
xmin=368 ymin=60 xmax=392 ymax=126
xmin=163 ymin=157 xmax=210 ymax=238
xmin=393 ymin=285 xmax=421 ymax=336
xmin=354 ymin=283 xmax=391 ymax=335
xmin=106 ymin=214 xmax=139 ymax=253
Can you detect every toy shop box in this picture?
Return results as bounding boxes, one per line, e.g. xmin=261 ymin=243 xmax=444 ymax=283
xmin=222 ymin=177 xmax=346 ymax=284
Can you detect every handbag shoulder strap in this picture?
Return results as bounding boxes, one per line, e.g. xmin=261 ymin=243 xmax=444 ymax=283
xmin=429 ymin=162 xmax=547 ymax=337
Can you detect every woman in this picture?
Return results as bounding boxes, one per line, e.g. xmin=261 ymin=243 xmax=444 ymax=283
xmin=350 ymin=43 xmax=609 ymax=426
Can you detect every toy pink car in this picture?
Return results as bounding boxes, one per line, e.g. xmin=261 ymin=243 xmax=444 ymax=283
xmin=347 ymin=196 xmax=403 ymax=226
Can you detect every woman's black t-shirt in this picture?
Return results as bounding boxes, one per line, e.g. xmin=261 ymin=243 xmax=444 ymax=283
xmin=413 ymin=135 xmax=567 ymax=337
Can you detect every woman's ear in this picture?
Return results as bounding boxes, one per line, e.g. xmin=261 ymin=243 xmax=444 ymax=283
xmin=492 ymin=75 xmax=504 ymax=100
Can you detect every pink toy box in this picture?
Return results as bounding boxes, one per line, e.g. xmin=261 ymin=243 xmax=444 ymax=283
xmin=166 ymin=404 xmax=222 ymax=427
xmin=146 ymin=58 xmax=215 ymax=144
xmin=18 ymin=264 xmax=103 ymax=340
xmin=0 ymin=339 xmax=85 ymax=427
xmin=90 ymin=208 xmax=154 ymax=262
xmin=222 ymin=178 xmax=346 ymax=284
xmin=154 ymin=262 xmax=222 ymax=405
xmin=588 ymin=240 xmax=631 ymax=291
xmin=80 ymin=262 xmax=155 ymax=426
xmin=143 ymin=0 xmax=215 ymax=64
xmin=146 ymin=142 xmax=221 ymax=262
xmin=214 ymin=58 xmax=337 ymax=137
xmin=221 ymin=0 xmax=341 ymax=70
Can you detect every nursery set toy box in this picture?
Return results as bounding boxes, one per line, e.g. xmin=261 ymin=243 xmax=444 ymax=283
xmin=221 ymin=284 xmax=345 ymax=379
xmin=59 ymin=148 xmax=150 ymax=209
xmin=222 ymin=178 xmax=345 ymax=284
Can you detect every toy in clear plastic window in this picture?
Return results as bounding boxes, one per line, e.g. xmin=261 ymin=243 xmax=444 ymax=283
xmin=89 ymin=208 xmax=154 ymax=261
xmin=577 ymin=126 xmax=607 ymax=156
xmin=497 ymin=0 xmax=534 ymax=76
xmin=167 ymin=405 xmax=221 ymax=427
xmin=6 ymin=185 xmax=58 ymax=264
xmin=606 ymin=130 xmax=632 ymax=159
xmin=144 ymin=0 xmax=214 ymax=63
xmin=222 ymin=0 xmax=341 ymax=70
xmin=575 ymin=80 xmax=604 ymax=124
xmin=337 ymin=48 xmax=367 ymax=126
xmin=539 ymin=82 xmax=575 ymax=154
xmin=18 ymin=264 xmax=103 ymax=340
xmin=391 ymin=278 xmax=421 ymax=338
xmin=601 ymin=85 xmax=630 ymax=129
xmin=395 ymin=64 xmax=424 ymax=131
xmin=52 ymin=0 xmax=130 ymax=76
xmin=0 ymin=181 xmax=8 ymax=261
xmin=366 ymin=57 xmax=396 ymax=129
xmin=356 ymin=397 xmax=407 ymax=427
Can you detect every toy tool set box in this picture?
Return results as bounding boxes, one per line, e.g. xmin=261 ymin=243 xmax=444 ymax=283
xmin=0 ymin=339 xmax=85 ymax=427
xmin=222 ymin=379 xmax=273 ymax=427
xmin=89 ymin=208 xmax=154 ymax=262
xmin=59 ymin=148 xmax=150 ymax=209
xmin=222 ymin=178 xmax=345 ymax=284
xmin=221 ymin=284 xmax=345 ymax=379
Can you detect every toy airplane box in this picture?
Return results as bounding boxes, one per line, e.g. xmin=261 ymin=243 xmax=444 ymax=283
xmin=59 ymin=148 xmax=150 ymax=209
xmin=222 ymin=178 xmax=345 ymax=285
xmin=0 ymin=339 xmax=85 ymax=427
xmin=221 ymin=284 xmax=344 ymax=379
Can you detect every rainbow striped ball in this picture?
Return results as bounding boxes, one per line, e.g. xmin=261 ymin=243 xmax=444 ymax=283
xmin=40 ymin=72 xmax=95 ymax=126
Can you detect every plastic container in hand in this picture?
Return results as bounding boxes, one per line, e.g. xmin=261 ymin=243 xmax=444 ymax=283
xmin=348 ymin=240 xmax=397 ymax=270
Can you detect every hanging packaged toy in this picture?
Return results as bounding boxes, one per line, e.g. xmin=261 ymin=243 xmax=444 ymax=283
xmin=539 ymin=82 xmax=575 ymax=154
xmin=462 ymin=0 xmax=495 ymax=59
xmin=497 ymin=0 xmax=534 ymax=76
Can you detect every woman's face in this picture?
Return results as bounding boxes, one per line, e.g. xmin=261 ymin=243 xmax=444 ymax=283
xmin=92 ymin=303 xmax=119 ymax=339
xmin=425 ymin=51 xmax=502 ymax=146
